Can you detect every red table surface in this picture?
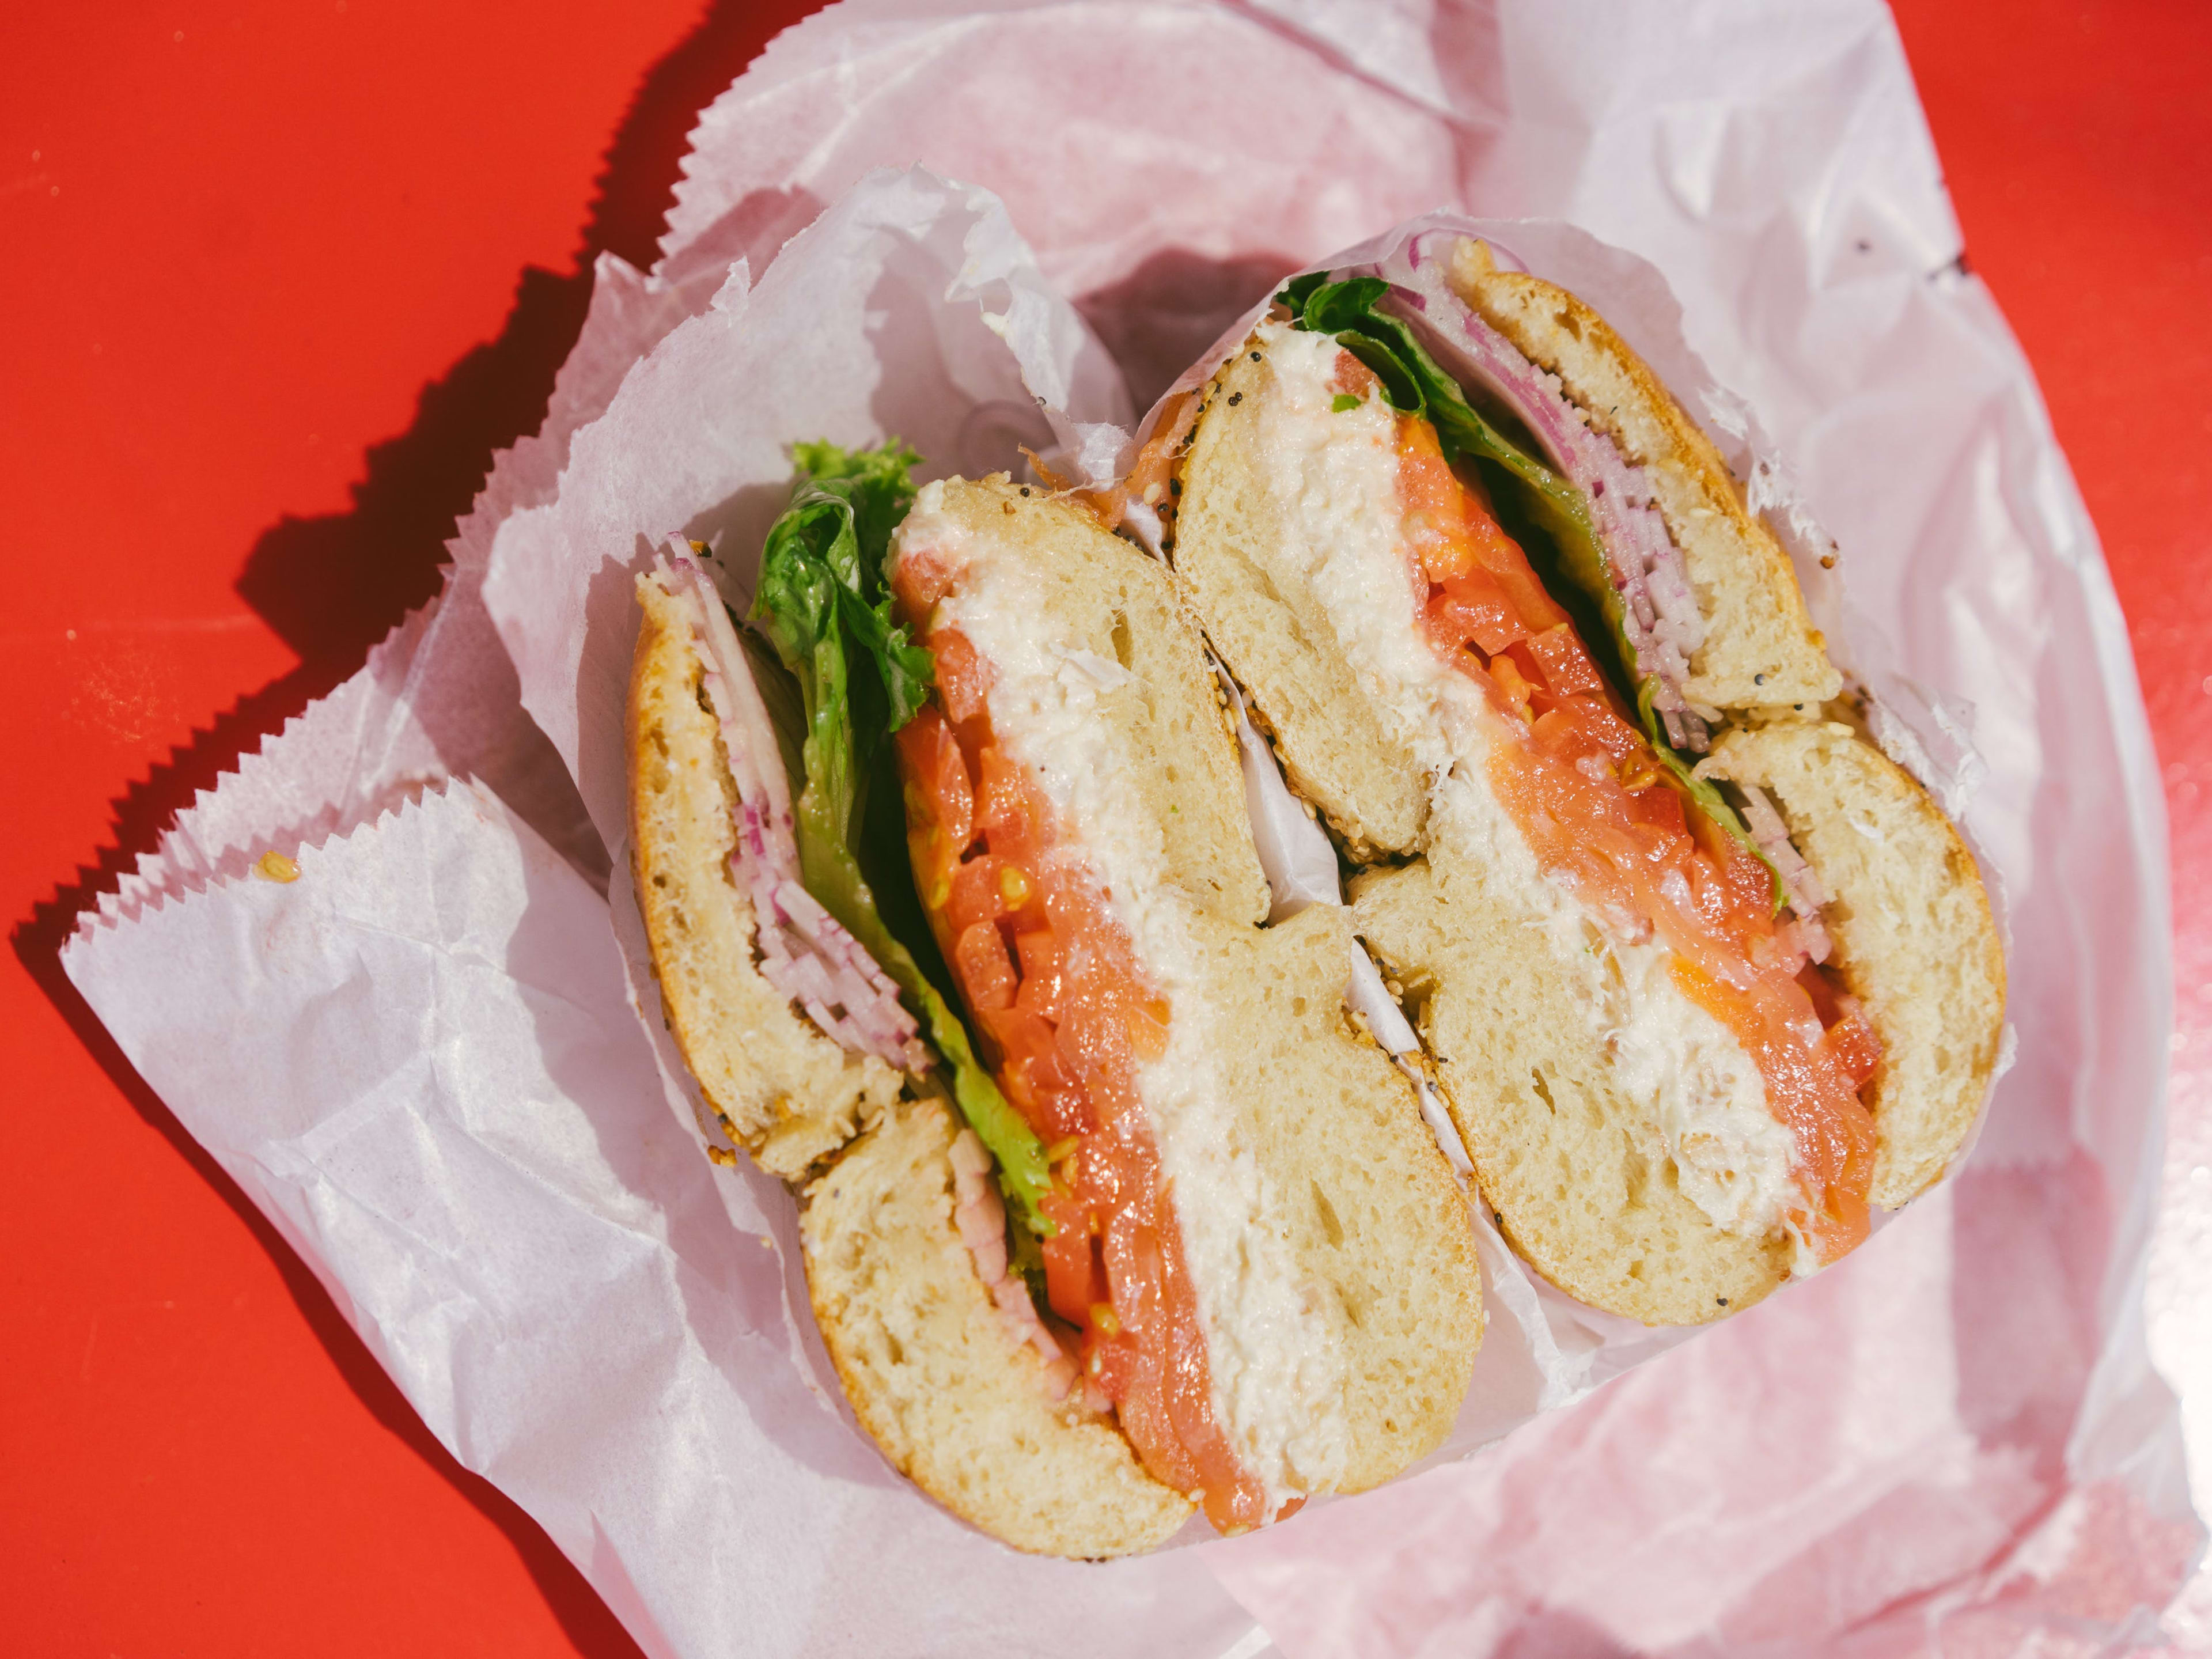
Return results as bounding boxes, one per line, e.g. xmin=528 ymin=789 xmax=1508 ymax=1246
xmin=5 ymin=3 xmax=2207 ymax=1654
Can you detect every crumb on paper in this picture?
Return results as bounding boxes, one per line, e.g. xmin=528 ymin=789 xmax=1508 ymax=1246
xmin=254 ymin=850 xmax=300 ymax=883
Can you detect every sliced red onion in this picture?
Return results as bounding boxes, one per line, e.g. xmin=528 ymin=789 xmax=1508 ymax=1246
xmin=1360 ymin=237 xmax=1713 ymax=753
xmin=949 ymin=1126 xmax=1077 ymax=1401
xmin=653 ymin=540 xmax=926 ymax=1073
xmin=1770 ymin=911 xmax=1833 ymax=977
xmin=949 ymin=1130 xmax=993 ymax=1181
xmin=1732 ymin=781 xmax=1833 ymax=958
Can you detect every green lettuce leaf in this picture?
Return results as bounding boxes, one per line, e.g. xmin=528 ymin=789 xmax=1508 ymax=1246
xmin=747 ymin=440 xmax=1055 ymax=1234
xmin=1276 ymin=275 xmax=1784 ymax=910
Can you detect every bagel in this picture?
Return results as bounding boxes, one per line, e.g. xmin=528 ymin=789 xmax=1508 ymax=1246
xmin=1158 ymin=236 xmax=2005 ymax=1325
xmin=628 ymin=446 xmax=1482 ymax=1554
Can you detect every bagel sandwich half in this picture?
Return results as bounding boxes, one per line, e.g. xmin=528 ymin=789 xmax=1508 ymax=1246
xmin=1143 ymin=235 xmax=2005 ymax=1327
xmin=628 ymin=442 xmax=1481 ymax=1553
xmin=887 ymin=475 xmax=1483 ymax=1531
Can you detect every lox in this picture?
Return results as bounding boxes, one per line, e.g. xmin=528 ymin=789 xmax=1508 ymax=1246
xmin=1138 ymin=234 xmax=2007 ymax=1325
xmin=628 ymin=445 xmax=1480 ymax=1558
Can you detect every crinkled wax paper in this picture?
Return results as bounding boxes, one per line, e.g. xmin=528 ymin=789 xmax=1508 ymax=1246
xmin=479 ymin=164 xmax=1150 ymax=1419
xmin=63 ymin=1 xmax=2202 ymax=1654
xmin=67 ymin=171 xmax=1262 ymax=1659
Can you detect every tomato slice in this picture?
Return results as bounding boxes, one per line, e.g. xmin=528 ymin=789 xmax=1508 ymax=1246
xmin=932 ymin=627 xmax=993 ymax=725
xmin=954 ymin=921 xmax=1017 ymax=1013
xmin=1398 ymin=414 xmax=1566 ymax=628
xmin=1628 ymin=782 xmax=1690 ymax=842
xmin=946 ymin=851 xmax=1022 ymax=937
xmin=1040 ymin=1186 xmax=1104 ymax=1322
xmin=1383 ymin=396 xmax=1881 ymax=1263
xmin=973 ymin=745 xmax=1048 ymax=870
xmin=1329 ymin=351 xmax=1380 ymax=399
xmin=892 ymin=543 xmax=959 ymax=613
xmin=1524 ymin=623 xmax=1609 ymax=698
xmin=889 ymin=568 xmax=1271 ymax=1531
xmin=1425 ymin=570 xmax=1527 ymax=657
xmin=1085 ymin=386 xmax=1200 ymax=535
xmin=895 ymin=706 xmax=972 ymax=903
xmin=1825 ymin=1007 xmax=1883 ymax=1089
xmin=1797 ymin=966 xmax=1883 ymax=1088
xmin=1012 ymin=928 xmax=1065 ymax=1018
xmin=1490 ymin=651 xmax=1536 ymax=713
xmin=986 ymin=1010 xmax=1090 ymax=1140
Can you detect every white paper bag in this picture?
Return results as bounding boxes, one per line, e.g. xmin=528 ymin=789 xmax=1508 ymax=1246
xmin=62 ymin=2 xmax=2198 ymax=1653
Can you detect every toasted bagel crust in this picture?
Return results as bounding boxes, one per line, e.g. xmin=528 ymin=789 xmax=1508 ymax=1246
xmin=802 ymin=1096 xmax=1192 ymax=1558
xmin=628 ymin=571 xmax=897 ymax=1177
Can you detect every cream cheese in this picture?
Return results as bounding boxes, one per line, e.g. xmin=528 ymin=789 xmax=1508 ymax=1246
xmin=896 ymin=482 xmax=1348 ymax=1517
xmin=1248 ymin=321 xmax=1802 ymax=1245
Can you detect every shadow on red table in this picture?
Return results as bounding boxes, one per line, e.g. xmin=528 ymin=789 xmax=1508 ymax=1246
xmin=10 ymin=5 xmax=827 ymax=1656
